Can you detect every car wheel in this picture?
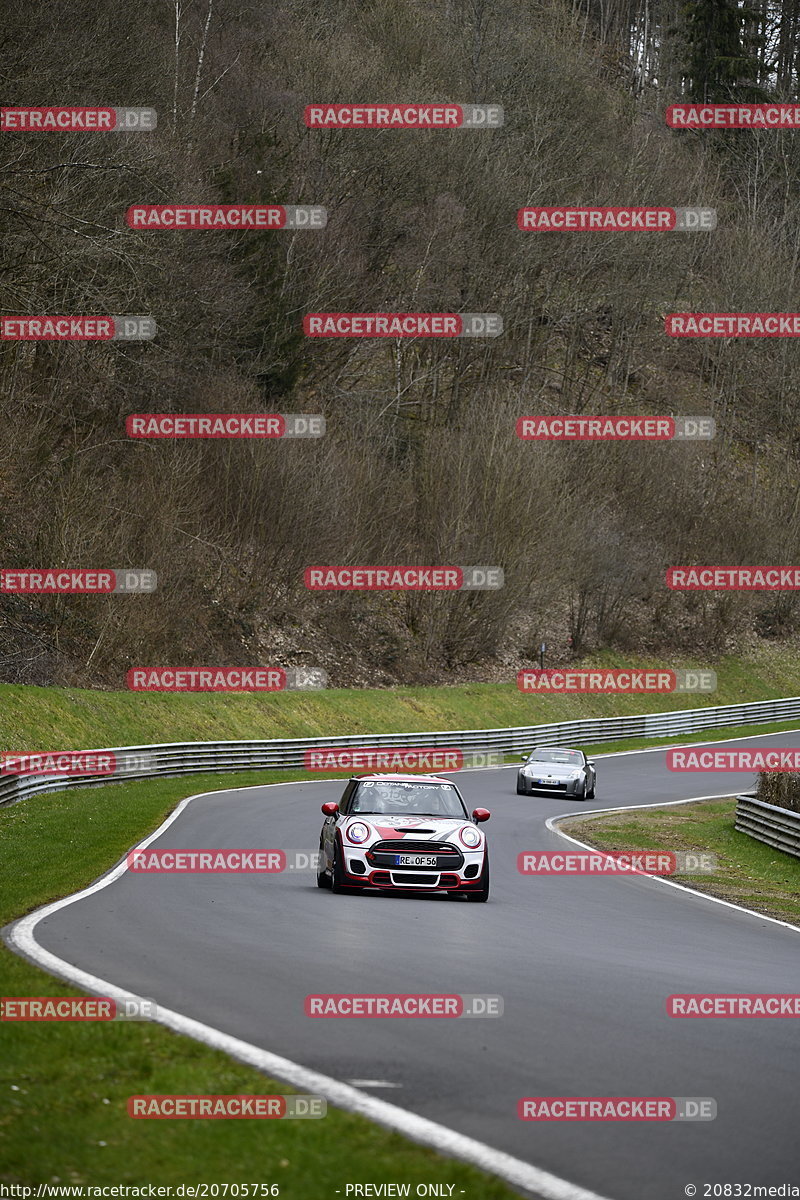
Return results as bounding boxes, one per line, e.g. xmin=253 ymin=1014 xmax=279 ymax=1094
xmin=516 ymin=776 xmax=526 ymax=795
xmin=331 ymin=843 xmax=360 ymax=894
xmin=587 ymin=780 xmax=596 ymax=800
xmin=466 ymin=857 xmax=490 ymax=902
xmin=317 ymin=838 xmax=332 ymax=888
xmin=575 ymin=778 xmax=587 ymax=801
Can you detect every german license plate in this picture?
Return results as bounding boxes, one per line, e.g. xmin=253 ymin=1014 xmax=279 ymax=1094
xmin=394 ymin=853 xmax=437 ymax=866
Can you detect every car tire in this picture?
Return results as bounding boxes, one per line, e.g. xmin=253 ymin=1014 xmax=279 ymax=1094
xmin=516 ymin=777 xmax=526 ymax=795
xmin=575 ymin=778 xmax=587 ymax=801
xmin=466 ymin=857 xmax=490 ymax=902
xmin=317 ymin=838 xmax=332 ymax=888
xmin=587 ymin=780 xmax=596 ymax=800
xmin=331 ymin=843 xmax=360 ymax=894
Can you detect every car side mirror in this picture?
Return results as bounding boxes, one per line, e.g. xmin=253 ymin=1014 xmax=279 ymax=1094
xmin=321 ymin=802 xmax=339 ymax=816
xmin=586 ymin=760 xmax=595 ymax=767
xmin=472 ymin=807 xmax=491 ymax=823
xmin=520 ymin=754 xmax=528 ymax=762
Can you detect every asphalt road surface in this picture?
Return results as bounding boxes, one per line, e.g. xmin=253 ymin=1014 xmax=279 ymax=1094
xmin=13 ymin=731 xmax=800 ymax=1200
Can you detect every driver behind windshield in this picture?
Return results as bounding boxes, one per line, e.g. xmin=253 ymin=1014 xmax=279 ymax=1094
xmin=351 ymin=783 xmax=461 ymax=816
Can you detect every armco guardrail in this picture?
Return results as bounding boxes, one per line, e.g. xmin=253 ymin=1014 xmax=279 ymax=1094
xmin=734 ymin=794 xmax=800 ymax=860
xmin=2 ymin=694 xmax=800 ymax=808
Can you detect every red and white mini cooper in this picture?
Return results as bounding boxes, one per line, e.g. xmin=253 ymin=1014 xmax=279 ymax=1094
xmin=317 ymin=774 xmax=491 ymax=901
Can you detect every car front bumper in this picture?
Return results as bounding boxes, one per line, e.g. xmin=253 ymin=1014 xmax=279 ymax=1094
xmin=342 ymin=845 xmax=486 ymax=890
xmin=518 ymin=773 xmax=585 ymax=795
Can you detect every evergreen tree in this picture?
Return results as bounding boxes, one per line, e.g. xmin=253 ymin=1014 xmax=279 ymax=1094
xmin=680 ymin=0 xmax=765 ymax=100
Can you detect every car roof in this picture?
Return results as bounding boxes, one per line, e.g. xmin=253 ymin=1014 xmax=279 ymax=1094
xmin=530 ymin=746 xmax=583 ymax=753
xmin=353 ymin=773 xmax=454 ymax=784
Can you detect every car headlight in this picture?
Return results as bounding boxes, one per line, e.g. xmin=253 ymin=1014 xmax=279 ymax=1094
xmin=345 ymin=821 xmax=371 ymax=844
xmin=459 ymin=825 xmax=482 ymax=848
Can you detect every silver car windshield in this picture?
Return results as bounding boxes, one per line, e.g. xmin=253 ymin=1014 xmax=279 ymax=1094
xmin=350 ymin=781 xmax=467 ymax=817
xmin=527 ymin=749 xmax=583 ymax=766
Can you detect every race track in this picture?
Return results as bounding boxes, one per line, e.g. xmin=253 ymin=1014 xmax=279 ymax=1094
xmin=8 ymin=731 xmax=800 ymax=1200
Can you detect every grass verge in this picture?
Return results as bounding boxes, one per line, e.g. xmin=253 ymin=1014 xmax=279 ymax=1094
xmin=2 ymin=645 xmax=800 ymax=751
xmin=558 ymin=798 xmax=800 ymax=926
xmin=0 ymin=769 xmax=522 ymax=1195
xmin=500 ymin=716 xmax=800 ymax=762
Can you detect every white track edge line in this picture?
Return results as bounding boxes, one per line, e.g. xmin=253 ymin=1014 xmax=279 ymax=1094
xmin=546 ymin=795 xmax=800 ymax=935
xmin=6 ymin=784 xmax=614 ymax=1200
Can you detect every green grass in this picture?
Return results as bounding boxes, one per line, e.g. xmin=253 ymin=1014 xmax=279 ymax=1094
xmin=559 ymin=798 xmax=800 ymax=924
xmin=2 ymin=644 xmax=800 ymax=752
xmin=578 ymin=716 xmax=800 ymax=758
xmin=0 ymin=769 xmax=523 ymax=1194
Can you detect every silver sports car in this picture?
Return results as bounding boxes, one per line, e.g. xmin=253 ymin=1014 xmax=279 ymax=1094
xmin=516 ymin=746 xmax=596 ymax=800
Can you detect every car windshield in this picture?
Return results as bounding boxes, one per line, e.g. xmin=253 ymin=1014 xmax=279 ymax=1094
xmin=350 ymin=780 xmax=468 ymax=817
xmin=527 ymin=749 xmax=583 ymax=766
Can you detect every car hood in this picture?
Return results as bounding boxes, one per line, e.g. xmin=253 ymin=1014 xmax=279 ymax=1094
xmin=523 ymin=762 xmax=580 ymax=778
xmin=344 ymin=815 xmax=472 ymax=841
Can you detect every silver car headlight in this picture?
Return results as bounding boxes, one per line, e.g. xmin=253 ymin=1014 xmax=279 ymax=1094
xmin=345 ymin=821 xmax=371 ymax=844
xmin=458 ymin=825 xmax=482 ymax=849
